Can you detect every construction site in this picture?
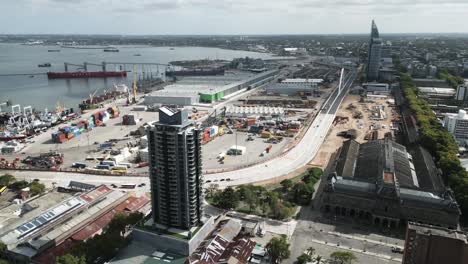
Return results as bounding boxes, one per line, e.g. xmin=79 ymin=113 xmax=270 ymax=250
xmin=311 ymin=94 xmax=399 ymax=168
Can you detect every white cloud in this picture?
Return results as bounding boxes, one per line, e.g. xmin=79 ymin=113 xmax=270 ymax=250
xmin=1 ymin=0 xmax=468 ymax=34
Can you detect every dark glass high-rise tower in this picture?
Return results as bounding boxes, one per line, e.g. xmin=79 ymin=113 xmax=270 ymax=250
xmin=147 ymin=107 xmax=203 ymax=230
xmin=366 ymin=20 xmax=383 ymax=81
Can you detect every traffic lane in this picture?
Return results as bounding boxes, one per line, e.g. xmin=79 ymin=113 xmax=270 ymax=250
xmin=206 ymin=113 xmax=337 ymax=187
xmin=207 ymin=71 xmax=357 ymax=186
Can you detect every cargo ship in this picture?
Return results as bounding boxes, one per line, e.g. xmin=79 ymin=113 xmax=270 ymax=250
xmin=165 ymin=68 xmax=225 ymax=77
xmin=38 ymin=63 xmax=51 ymax=67
xmin=47 ymin=71 xmax=127 ymax=79
xmin=103 ymin=48 xmax=119 ymax=52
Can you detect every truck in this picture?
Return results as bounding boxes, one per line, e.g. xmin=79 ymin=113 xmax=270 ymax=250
xmin=101 ymin=160 xmax=116 ymax=167
xmin=96 ymin=164 xmax=111 ymax=170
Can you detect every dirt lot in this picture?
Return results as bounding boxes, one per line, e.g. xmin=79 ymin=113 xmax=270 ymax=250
xmin=311 ymin=94 xmax=398 ymax=168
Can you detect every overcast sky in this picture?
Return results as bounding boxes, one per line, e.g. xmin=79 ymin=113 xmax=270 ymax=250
xmin=1 ymin=0 xmax=467 ymax=35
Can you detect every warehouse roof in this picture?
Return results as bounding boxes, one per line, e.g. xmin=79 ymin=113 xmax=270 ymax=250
xmin=282 ymin=78 xmax=323 ymax=83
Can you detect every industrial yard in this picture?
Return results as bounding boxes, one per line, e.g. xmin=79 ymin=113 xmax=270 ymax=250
xmin=0 ymin=59 xmax=342 ymax=178
xmin=311 ymin=94 xmax=398 ymax=168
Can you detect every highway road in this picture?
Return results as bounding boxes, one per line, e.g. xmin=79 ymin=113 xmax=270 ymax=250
xmin=3 ymin=67 xmax=358 ymax=189
xmin=204 ymin=68 xmax=357 ymax=187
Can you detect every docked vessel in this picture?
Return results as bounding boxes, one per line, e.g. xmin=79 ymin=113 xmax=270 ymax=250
xmin=103 ymin=48 xmax=119 ymax=52
xmin=47 ymin=71 xmax=127 ymax=79
xmin=79 ymin=86 xmax=127 ymax=112
xmin=38 ymin=63 xmax=51 ymax=67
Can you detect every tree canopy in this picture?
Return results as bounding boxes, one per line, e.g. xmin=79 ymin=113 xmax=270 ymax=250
xmin=266 ymin=235 xmax=291 ymax=264
xmin=329 ymin=251 xmax=357 ymax=264
xmin=401 ymin=73 xmax=468 ymax=221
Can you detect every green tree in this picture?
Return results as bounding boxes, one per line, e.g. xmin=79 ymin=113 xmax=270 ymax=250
xmin=215 ymin=187 xmax=239 ymax=209
xmin=280 ymin=179 xmax=294 ymax=193
xmin=107 ymin=213 xmax=128 ymax=235
xmin=205 ymin=184 xmax=219 ymax=199
xmin=56 ymin=254 xmax=86 ymax=264
xmin=296 ymin=253 xmax=312 ymax=264
xmin=266 ymin=235 xmax=290 ymax=264
xmin=243 ymin=188 xmax=258 ymax=213
xmin=29 ymin=181 xmax=45 ymax=196
xmin=0 ymin=174 xmax=15 ymax=186
xmin=315 ymin=255 xmax=324 ymax=264
xmin=292 ymin=182 xmax=312 ymax=205
xmin=329 ymin=251 xmax=357 ymax=264
xmin=306 ymin=247 xmax=315 ymax=257
xmin=8 ymin=180 xmax=28 ymax=191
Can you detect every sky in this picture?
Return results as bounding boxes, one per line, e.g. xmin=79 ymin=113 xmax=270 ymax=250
xmin=1 ymin=0 xmax=468 ymax=35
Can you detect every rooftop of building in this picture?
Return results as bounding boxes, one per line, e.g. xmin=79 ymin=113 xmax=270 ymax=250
xmin=445 ymin=110 xmax=468 ymax=120
xmin=149 ymin=70 xmax=278 ymax=97
xmin=226 ymin=106 xmax=285 ymax=116
xmin=0 ymin=191 xmax=74 ymax=231
xmin=363 ymin=82 xmax=389 ymax=87
xmin=33 ymin=195 xmax=150 ymax=264
xmin=110 ymin=240 xmax=186 ymax=264
xmin=330 ymin=139 xmax=457 ymax=208
xmin=0 ymin=185 xmax=129 ymax=258
xmin=281 ymin=78 xmax=323 ymax=83
xmin=408 ymin=222 xmax=468 ymax=243
xmin=417 ymin=87 xmax=456 ymax=94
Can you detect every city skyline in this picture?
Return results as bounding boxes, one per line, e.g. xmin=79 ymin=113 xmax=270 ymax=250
xmin=2 ymin=0 xmax=468 ymax=35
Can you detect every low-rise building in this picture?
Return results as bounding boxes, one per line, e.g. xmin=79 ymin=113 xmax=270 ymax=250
xmin=455 ymin=82 xmax=468 ymax=101
xmin=417 ymin=87 xmax=456 ymax=100
xmin=363 ymin=82 xmax=390 ymax=95
xmin=266 ymin=78 xmax=322 ymax=96
xmin=402 ymin=222 xmax=468 ymax=264
xmin=0 ymin=183 xmax=150 ymax=263
xmin=444 ymin=110 xmax=468 ymax=140
xmin=188 ymin=219 xmax=256 ymax=264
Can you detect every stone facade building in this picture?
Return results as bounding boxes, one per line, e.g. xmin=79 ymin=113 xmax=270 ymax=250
xmin=320 ymin=139 xmax=460 ymax=229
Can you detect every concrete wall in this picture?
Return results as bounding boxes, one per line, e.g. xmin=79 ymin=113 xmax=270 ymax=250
xmin=144 ymin=95 xmax=198 ymax=106
xmin=132 ymin=217 xmax=215 ymax=256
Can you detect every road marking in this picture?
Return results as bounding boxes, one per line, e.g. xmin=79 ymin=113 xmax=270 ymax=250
xmin=309 ymin=238 xmax=402 ymax=262
xmin=326 ymin=231 xmax=403 ymax=248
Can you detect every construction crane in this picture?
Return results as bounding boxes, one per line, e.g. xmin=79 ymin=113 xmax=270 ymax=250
xmin=132 ymin=64 xmax=137 ymax=104
xmin=89 ymin=88 xmax=99 ymax=105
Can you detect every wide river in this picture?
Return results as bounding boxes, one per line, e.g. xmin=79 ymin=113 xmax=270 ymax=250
xmin=0 ymin=43 xmax=275 ymax=111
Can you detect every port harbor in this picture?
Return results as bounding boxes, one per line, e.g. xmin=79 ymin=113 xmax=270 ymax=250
xmin=0 ymin=56 xmax=342 ymax=180
xmin=3 ymin=3 xmax=468 ymax=263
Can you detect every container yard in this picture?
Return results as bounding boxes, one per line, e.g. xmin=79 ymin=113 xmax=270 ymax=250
xmin=51 ymin=106 xmax=119 ymax=144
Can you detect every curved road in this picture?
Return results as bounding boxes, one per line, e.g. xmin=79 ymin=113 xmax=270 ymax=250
xmin=4 ymin=68 xmax=357 ymax=188
xmin=206 ymin=68 xmax=357 ymax=187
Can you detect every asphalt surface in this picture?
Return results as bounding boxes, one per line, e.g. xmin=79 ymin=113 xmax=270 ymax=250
xmin=3 ymin=67 xmax=357 ymax=190
xmin=289 ymin=205 xmax=404 ymax=264
xmin=204 ymin=68 xmax=358 ymax=187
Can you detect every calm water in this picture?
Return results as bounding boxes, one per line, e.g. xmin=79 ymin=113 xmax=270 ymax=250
xmin=0 ymin=43 xmax=274 ymax=111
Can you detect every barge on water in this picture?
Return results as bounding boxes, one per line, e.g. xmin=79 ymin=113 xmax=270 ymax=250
xmin=47 ymin=71 xmax=127 ymax=79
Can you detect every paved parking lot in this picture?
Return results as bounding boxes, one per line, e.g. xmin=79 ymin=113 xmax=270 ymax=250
xmin=203 ymin=132 xmax=291 ymax=171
